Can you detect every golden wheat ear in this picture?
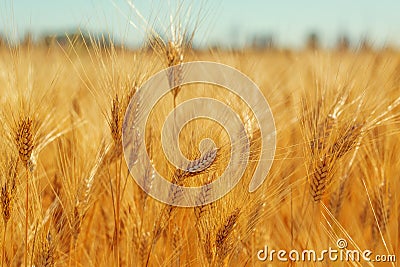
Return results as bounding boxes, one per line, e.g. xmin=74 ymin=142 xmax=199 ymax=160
xmin=33 ymin=231 xmax=55 ymax=267
xmin=14 ymin=117 xmax=35 ymax=167
xmin=215 ymin=208 xmax=241 ymax=265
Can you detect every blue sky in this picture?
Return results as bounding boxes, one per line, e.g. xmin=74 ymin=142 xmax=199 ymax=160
xmin=3 ymin=0 xmax=400 ymax=48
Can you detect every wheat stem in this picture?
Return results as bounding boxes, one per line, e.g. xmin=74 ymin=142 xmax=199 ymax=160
xmin=25 ymin=166 xmax=29 ymax=267
xmin=2 ymin=222 xmax=6 ymax=267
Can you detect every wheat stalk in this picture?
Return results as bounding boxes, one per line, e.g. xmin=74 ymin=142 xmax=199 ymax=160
xmin=166 ymin=41 xmax=184 ymax=109
xmin=371 ymin=183 xmax=391 ymax=245
xmin=34 ymin=232 xmax=55 ymax=267
xmin=215 ymin=208 xmax=240 ymax=265
xmin=304 ymin=102 xmax=364 ymax=202
xmin=14 ymin=116 xmax=35 ymax=267
xmin=1 ymin=157 xmax=17 ymax=267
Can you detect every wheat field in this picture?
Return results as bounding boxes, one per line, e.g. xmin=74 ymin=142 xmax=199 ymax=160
xmin=0 ymin=31 xmax=399 ymax=267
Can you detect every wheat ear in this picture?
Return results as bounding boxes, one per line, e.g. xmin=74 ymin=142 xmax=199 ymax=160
xmin=1 ymin=158 xmax=18 ymax=267
xmin=15 ymin=116 xmax=35 ymax=267
xmin=215 ymin=208 xmax=240 ymax=265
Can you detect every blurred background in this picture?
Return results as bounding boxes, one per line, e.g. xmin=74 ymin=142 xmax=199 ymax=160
xmin=1 ymin=0 xmax=400 ymax=50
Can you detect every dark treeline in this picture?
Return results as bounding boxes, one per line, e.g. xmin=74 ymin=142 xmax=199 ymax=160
xmin=0 ymin=30 xmax=397 ymax=52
